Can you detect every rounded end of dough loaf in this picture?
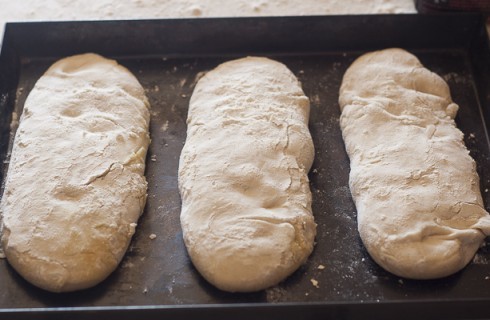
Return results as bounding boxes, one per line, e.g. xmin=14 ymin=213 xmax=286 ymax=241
xmin=360 ymin=224 xmax=485 ymax=280
xmin=182 ymin=212 xmax=316 ymax=292
xmin=2 ymin=233 xmax=137 ymax=292
xmin=339 ymin=48 xmax=452 ymax=114
xmin=1 ymin=217 xmax=137 ymax=292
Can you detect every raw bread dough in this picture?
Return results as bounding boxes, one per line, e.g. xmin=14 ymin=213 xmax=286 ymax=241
xmin=339 ymin=48 xmax=490 ymax=279
xmin=178 ymin=57 xmax=316 ymax=292
xmin=0 ymin=53 xmax=151 ymax=292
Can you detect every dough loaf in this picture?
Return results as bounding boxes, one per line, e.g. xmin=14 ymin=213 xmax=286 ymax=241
xmin=339 ymin=48 xmax=490 ymax=279
xmin=0 ymin=53 xmax=150 ymax=292
xmin=178 ymin=57 xmax=316 ymax=292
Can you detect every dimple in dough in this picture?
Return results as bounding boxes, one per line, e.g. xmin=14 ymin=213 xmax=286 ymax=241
xmin=339 ymin=48 xmax=490 ymax=279
xmin=0 ymin=53 xmax=151 ymax=292
xmin=178 ymin=57 xmax=316 ymax=292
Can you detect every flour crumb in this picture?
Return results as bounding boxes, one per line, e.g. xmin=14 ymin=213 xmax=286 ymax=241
xmin=149 ymin=233 xmax=157 ymax=240
xmin=154 ymin=85 xmax=160 ymax=92
xmin=317 ymin=264 xmax=325 ymax=270
xmin=181 ymin=93 xmax=187 ymax=98
xmin=143 ymin=287 xmax=148 ymax=293
xmin=265 ymin=286 xmax=287 ymax=302
xmin=398 ymin=279 xmax=404 ymax=285
xmin=150 ymin=154 xmax=157 ymax=162
xmin=161 ymin=120 xmax=169 ymax=132
xmin=485 ymin=276 xmax=490 ymax=280
xmin=310 ymin=278 xmax=319 ymax=288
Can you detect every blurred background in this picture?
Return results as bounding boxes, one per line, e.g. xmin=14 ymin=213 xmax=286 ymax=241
xmin=0 ymin=0 xmax=417 ymax=41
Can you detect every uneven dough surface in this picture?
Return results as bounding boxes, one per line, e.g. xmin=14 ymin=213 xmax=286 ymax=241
xmin=339 ymin=48 xmax=490 ymax=279
xmin=178 ymin=57 xmax=316 ymax=292
xmin=0 ymin=53 xmax=150 ymax=292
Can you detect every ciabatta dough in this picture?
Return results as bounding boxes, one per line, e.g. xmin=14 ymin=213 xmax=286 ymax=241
xmin=339 ymin=48 xmax=490 ymax=279
xmin=178 ymin=57 xmax=316 ymax=292
xmin=0 ymin=53 xmax=150 ymax=292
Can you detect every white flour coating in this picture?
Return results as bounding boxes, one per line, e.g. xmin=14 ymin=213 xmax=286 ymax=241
xmin=0 ymin=0 xmax=415 ymax=20
xmin=0 ymin=0 xmax=416 ymax=46
xmin=178 ymin=57 xmax=316 ymax=292
xmin=0 ymin=53 xmax=150 ymax=292
xmin=339 ymin=48 xmax=490 ymax=279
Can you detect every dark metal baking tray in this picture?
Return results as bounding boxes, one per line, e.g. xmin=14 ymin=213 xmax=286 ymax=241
xmin=0 ymin=14 xmax=490 ymax=320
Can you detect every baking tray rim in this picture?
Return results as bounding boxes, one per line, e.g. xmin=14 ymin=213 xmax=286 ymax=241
xmin=1 ymin=13 xmax=490 ymax=320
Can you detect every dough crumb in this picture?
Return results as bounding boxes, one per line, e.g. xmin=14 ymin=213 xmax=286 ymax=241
xmin=143 ymin=288 xmax=148 ymax=293
xmin=149 ymin=233 xmax=157 ymax=240
xmin=485 ymin=276 xmax=490 ymax=280
xmin=154 ymin=85 xmax=160 ymax=92
xmin=398 ymin=279 xmax=404 ymax=285
xmin=310 ymin=278 xmax=319 ymax=288
xmin=150 ymin=154 xmax=157 ymax=162
xmin=317 ymin=264 xmax=325 ymax=270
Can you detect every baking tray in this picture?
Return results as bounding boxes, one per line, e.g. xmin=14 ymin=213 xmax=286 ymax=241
xmin=0 ymin=14 xmax=490 ymax=320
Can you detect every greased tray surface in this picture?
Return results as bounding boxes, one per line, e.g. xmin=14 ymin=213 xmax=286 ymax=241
xmin=0 ymin=14 xmax=490 ymax=320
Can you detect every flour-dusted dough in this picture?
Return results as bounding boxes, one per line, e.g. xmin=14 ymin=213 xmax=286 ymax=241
xmin=339 ymin=48 xmax=490 ymax=279
xmin=0 ymin=53 xmax=150 ymax=292
xmin=178 ymin=57 xmax=316 ymax=292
